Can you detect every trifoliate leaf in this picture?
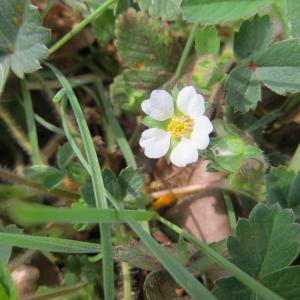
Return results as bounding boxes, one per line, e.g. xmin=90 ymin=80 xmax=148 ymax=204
xmin=286 ymin=0 xmax=300 ymax=38
xmin=181 ymin=0 xmax=272 ymax=24
xmin=226 ymin=66 xmax=261 ymax=113
xmin=266 ymin=166 xmax=300 ymax=218
xmin=0 ymin=0 xmax=50 ymax=92
xmin=111 ymin=9 xmax=179 ymax=112
xmin=234 ymin=15 xmax=272 ymax=63
xmin=57 ymin=142 xmax=74 ymax=170
xmin=102 ymin=168 xmax=123 ymax=201
xmin=195 ymin=27 xmax=220 ymax=56
xmin=138 ymin=0 xmax=182 ymax=20
xmin=214 ymin=204 xmax=300 ymax=299
xmin=254 ymin=39 xmax=300 ymax=95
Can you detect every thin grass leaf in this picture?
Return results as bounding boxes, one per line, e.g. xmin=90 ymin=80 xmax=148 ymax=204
xmin=46 ymin=63 xmax=114 ymax=300
xmin=34 ymin=114 xmax=65 ymax=135
xmin=9 ymin=203 xmax=156 ymax=224
xmin=0 ymin=232 xmax=101 ymax=253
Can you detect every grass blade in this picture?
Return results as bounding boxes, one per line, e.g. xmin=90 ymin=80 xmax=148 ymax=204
xmin=9 ymin=203 xmax=156 ymax=224
xmin=46 ymin=63 xmax=114 ymax=300
xmin=0 ymin=232 xmax=101 ymax=253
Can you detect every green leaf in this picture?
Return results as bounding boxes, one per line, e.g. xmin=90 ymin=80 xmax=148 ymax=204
xmin=286 ymin=0 xmax=300 ymax=38
xmin=93 ymin=9 xmax=115 ymax=46
xmin=42 ymin=169 xmax=65 ymax=191
xmin=119 ymin=167 xmax=144 ymax=202
xmin=255 ymin=39 xmax=300 ymax=94
xmin=226 ymin=66 xmax=261 ymax=112
xmin=0 ymin=0 xmax=50 ymax=91
xmin=57 ymin=142 xmax=74 ymax=170
xmin=102 ymin=169 xmax=123 ymax=201
xmin=9 ymin=202 xmax=156 ymax=224
xmin=181 ymin=0 xmax=272 ymax=24
xmin=111 ymin=9 xmax=178 ymax=112
xmin=260 ymin=266 xmax=300 ymax=300
xmin=0 ymin=262 xmax=17 ymax=300
xmin=195 ymin=27 xmax=220 ymax=56
xmin=266 ymin=166 xmax=300 ymax=218
xmin=234 ymin=15 xmax=272 ymax=62
xmin=0 ymin=232 xmax=102 ymax=253
xmin=214 ymin=204 xmax=300 ymax=299
xmin=0 ymin=225 xmax=23 ymax=264
xmin=138 ymin=0 xmax=182 ymax=20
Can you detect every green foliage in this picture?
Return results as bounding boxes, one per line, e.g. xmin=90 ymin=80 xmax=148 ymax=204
xmin=57 ymin=143 xmax=74 ymax=170
xmin=195 ymin=27 xmax=220 ymax=56
xmin=110 ymin=9 xmax=179 ymax=112
xmin=0 ymin=262 xmax=17 ymax=300
xmin=266 ymin=166 xmax=300 ymax=218
xmin=0 ymin=225 xmax=23 ymax=264
xmin=103 ymin=167 xmax=145 ymax=204
xmin=0 ymin=0 xmax=50 ymax=93
xmin=209 ymin=120 xmax=266 ymax=199
xmin=233 ymin=15 xmax=272 ymax=63
xmin=214 ymin=204 xmax=300 ymax=299
xmin=228 ymin=15 xmax=300 ymax=112
xmin=138 ymin=0 xmax=182 ymax=20
xmin=286 ymin=0 xmax=300 ymax=38
xmin=181 ymin=0 xmax=272 ymax=24
xmin=24 ymin=165 xmax=65 ymax=191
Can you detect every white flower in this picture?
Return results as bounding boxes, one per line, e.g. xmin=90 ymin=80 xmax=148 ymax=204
xmin=139 ymin=86 xmax=213 ymax=167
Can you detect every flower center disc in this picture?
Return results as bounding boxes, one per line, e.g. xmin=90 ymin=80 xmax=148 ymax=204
xmin=167 ymin=115 xmax=193 ymax=138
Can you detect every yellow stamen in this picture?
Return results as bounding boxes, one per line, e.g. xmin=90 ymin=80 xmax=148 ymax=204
xmin=167 ymin=115 xmax=193 ymax=138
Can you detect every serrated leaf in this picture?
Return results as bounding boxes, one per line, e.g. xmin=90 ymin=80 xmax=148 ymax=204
xmin=234 ymin=15 xmax=272 ymax=62
xmin=195 ymin=27 xmax=220 ymax=56
xmin=226 ymin=66 xmax=261 ymax=112
xmin=260 ymin=266 xmax=300 ymax=300
xmin=102 ymin=169 xmax=123 ymax=201
xmin=255 ymin=39 xmax=300 ymax=94
xmin=138 ymin=0 xmax=182 ymax=20
xmin=111 ymin=9 xmax=178 ymax=112
xmin=214 ymin=204 xmax=300 ymax=299
xmin=181 ymin=0 xmax=272 ymax=24
xmin=266 ymin=166 xmax=300 ymax=218
xmin=0 ymin=0 xmax=50 ymax=91
xmin=286 ymin=0 xmax=300 ymax=38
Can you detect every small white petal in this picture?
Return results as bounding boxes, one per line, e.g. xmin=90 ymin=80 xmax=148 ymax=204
xmin=177 ymin=86 xmax=205 ymax=118
xmin=193 ymin=116 xmax=213 ymax=134
xmin=170 ymin=138 xmax=199 ymax=167
xmin=191 ymin=131 xmax=210 ymax=150
xmin=139 ymin=128 xmax=171 ymax=159
xmin=141 ymin=90 xmax=174 ymax=121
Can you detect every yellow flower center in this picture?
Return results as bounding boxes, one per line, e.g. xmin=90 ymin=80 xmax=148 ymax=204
xmin=167 ymin=115 xmax=193 ymax=138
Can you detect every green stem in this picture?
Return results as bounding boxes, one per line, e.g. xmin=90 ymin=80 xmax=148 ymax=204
xmin=46 ymin=64 xmax=114 ymax=300
xmin=157 ymin=216 xmax=283 ymax=300
xmin=121 ymin=261 xmax=133 ymax=300
xmin=49 ymin=0 xmax=116 ymax=54
xmin=224 ymin=192 xmax=236 ymax=231
xmin=289 ymin=143 xmax=300 ymax=173
xmin=0 ymin=104 xmax=32 ymax=155
xmin=21 ymin=79 xmax=43 ymax=165
xmin=175 ymin=24 xmax=198 ymax=79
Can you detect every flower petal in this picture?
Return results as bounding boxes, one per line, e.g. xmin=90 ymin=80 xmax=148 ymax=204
xmin=177 ymin=86 xmax=205 ymax=118
xmin=141 ymin=90 xmax=174 ymax=121
xmin=193 ymin=116 xmax=213 ymax=134
xmin=190 ymin=131 xmax=210 ymax=150
xmin=139 ymin=128 xmax=171 ymax=158
xmin=170 ymin=138 xmax=199 ymax=167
